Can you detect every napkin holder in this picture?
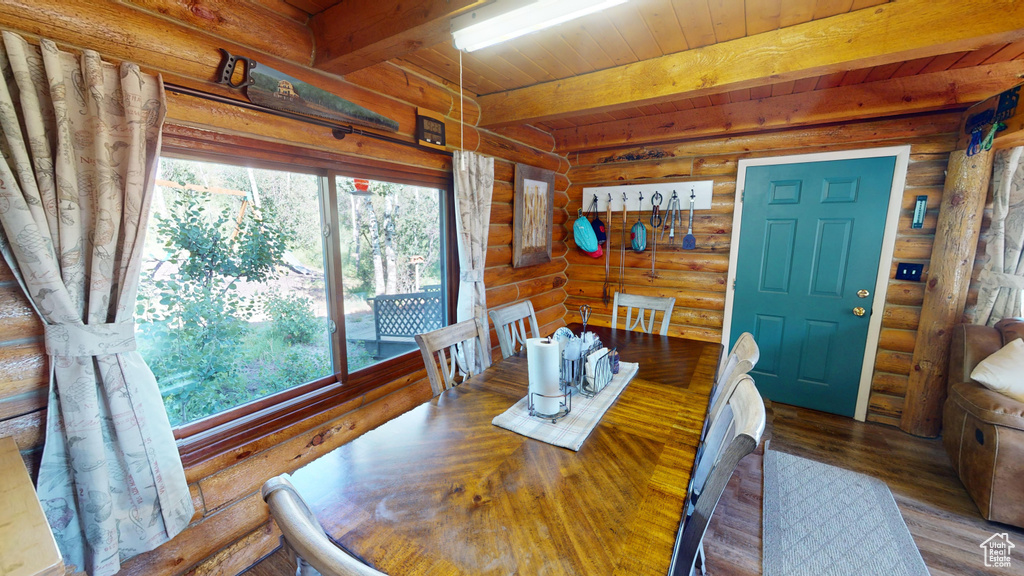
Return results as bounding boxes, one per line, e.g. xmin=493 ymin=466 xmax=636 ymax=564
xmin=554 ymin=328 xmax=601 ymax=390
xmin=579 ymin=347 xmax=612 ymax=398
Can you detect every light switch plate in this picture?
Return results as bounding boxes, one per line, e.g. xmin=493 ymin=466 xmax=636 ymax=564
xmin=895 ymin=263 xmax=924 ymax=282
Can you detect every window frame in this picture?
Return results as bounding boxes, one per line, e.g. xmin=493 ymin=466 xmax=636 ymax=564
xmin=160 ymin=125 xmax=456 ymax=468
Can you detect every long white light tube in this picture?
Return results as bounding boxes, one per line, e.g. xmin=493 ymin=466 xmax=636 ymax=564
xmin=452 ymin=0 xmax=629 ymax=52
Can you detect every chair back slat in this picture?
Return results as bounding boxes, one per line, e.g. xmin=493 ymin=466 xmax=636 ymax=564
xmin=263 ymin=474 xmax=388 ymax=576
xmin=670 ymin=377 xmax=765 ymax=576
xmin=612 ymin=292 xmax=676 ymax=336
xmin=415 ymin=318 xmax=492 ymax=396
xmin=703 ymin=332 xmax=759 ymax=442
xmin=489 ymin=301 xmax=541 ymax=359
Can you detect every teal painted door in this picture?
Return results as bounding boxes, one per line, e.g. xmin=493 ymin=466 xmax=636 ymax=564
xmin=731 ymin=157 xmax=896 ymax=417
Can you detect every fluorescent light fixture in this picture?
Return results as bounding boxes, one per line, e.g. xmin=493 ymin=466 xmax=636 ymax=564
xmin=451 ymin=0 xmax=629 ymax=52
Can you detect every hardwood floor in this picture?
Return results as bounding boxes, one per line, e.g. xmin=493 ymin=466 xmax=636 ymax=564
xmin=705 ymin=402 xmax=1024 ymax=576
xmin=244 ymin=402 xmax=1024 ymax=575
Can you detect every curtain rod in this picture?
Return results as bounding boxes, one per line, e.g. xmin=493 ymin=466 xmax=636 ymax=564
xmin=164 ymin=83 xmax=453 ymax=157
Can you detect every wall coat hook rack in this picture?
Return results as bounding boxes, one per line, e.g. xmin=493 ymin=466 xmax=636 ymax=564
xmin=582 ymin=181 xmax=713 ymax=212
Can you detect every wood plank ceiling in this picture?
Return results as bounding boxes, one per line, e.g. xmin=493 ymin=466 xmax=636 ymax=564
xmin=281 ymin=0 xmax=1024 ymax=144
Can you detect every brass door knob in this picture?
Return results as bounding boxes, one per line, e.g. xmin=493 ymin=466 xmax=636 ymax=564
xmin=857 ymin=289 xmax=870 ymax=298
xmin=853 ymin=307 xmax=866 ymax=317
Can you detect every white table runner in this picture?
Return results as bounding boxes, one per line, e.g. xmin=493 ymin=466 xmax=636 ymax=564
xmin=491 ymin=362 xmax=639 ymax=451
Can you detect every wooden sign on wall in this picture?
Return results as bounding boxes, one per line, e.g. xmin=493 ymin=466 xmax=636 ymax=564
xmin=512 ymin=163 xmax=555 ymax=268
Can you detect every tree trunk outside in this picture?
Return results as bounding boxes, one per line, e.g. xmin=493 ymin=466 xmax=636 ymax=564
xmin=384 ymin=196 xmax=398 ymax=294
xmin=349 ymin=194 xmax=359 ymax=269
xmin=362 ymin=197 xmax=385 ymax=296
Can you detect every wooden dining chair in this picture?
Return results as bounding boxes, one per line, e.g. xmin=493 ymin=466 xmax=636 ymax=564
xmin=670 ymin=376 xmax=766 ymax=576
xmin=263 ymin=474 xmax=388 ymax=576
xmin=703 ymin=332 xmax=759 ymax=441
xmin=489 ymin=300 xmax=541 ymax=359
xmin=686 ymin=334 xmax=759 ymax=519
xmin=415 ymin=318 xmax=492 ymax=396
xmin=611 ymin=292 xmax=676 ymax=336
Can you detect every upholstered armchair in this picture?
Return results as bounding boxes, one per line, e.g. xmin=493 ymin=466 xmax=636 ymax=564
xmin=944 ymin=318 xmax=1024 ymax=528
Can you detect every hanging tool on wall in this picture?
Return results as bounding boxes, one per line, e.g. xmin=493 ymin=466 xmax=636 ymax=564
xmin=650 ymin=191 xmax=662 ymax=278
xmin=619 ymin=193 xmax=627 ymax=293
xmin=603 ymin=193 xmax=612 ymax=305
xmin=631 ymin=192 xmax=647 ymax=252
xmin=215 ymin=49 xmax=399 ymax=132
xmin=588 ymin=194 xmax=606 ymax=247
xmin=682 ymin=188 xmax=697 ymax=250
xmin=663 ymin=190 xmax=682 ymax=244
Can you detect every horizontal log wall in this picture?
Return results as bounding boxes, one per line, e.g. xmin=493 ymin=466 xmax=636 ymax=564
xmin=562 ymin=112 xmax=962 ymax=426
xmin=0 ymin=1 xmax=568 ymax=575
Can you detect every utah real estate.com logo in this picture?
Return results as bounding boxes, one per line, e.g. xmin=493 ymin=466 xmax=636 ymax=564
xmin=981 ymin=533 xmax=1014 ymax=569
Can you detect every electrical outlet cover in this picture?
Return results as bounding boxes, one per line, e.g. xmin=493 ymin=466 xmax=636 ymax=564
xmin=895 ymin=263 xmax=923 ymax=282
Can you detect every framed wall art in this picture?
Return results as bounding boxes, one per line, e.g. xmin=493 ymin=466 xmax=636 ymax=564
xmin=513 ymin=163 xmax=555 ymax=268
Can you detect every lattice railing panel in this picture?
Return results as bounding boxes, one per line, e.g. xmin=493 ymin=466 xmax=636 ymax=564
xmin=374 ymin=292 xmax=443 ymax=339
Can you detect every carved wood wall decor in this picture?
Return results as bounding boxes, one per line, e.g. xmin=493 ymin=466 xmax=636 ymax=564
xmin=513 ymin=163 xmax=555 ymax=268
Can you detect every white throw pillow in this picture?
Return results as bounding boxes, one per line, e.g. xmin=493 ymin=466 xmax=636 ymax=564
xmin=971 ymin=338 xmax=1024 ymax=403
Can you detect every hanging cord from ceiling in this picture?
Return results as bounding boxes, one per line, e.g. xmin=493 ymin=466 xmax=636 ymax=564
xmin=164 ymin=83 xmax=452 ymax=157
xmin=459 ymin=50 xmax=464 ymax=151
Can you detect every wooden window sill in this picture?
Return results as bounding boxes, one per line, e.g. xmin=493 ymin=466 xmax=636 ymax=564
xmin=176 ymin=351 xmax=424 ymax=469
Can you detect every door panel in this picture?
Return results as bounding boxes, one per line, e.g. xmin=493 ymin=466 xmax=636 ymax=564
xmin=761 ymin=220 xmax=796 ymax=292
xmin=810 ymin=219 xmax=852 ymax=296
xmin=732 ymin=157 xmax=896 ymax=417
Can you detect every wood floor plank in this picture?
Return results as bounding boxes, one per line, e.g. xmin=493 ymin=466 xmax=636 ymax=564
xmin=704 ymin=403 xmax=1024 ymax=575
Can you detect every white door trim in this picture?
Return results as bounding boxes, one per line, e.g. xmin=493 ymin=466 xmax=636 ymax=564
xmin=723 ymin=146 xmax=911 ymax=422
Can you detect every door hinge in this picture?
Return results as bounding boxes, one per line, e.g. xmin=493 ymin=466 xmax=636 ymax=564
xmin=739 ymin=188 xmax=744 ymax=202
xmin=732 ymin=278 xmax=736 ymax=290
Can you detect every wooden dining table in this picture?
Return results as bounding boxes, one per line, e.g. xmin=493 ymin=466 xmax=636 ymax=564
xmin=289 ymin=324 xmax=721 ymax=576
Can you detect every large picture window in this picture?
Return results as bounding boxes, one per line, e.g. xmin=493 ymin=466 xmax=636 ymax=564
xmin=336 ymin=176 xmax=446 ymax=372
xmin=136 ymin=157 xmax=448 ymax=427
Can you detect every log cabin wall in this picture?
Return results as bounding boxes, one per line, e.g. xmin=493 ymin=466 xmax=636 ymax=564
xmin=561 ymin=111 xmax=962 ymax=427
xmin=0 ymin=1 xmax=568 ymax=574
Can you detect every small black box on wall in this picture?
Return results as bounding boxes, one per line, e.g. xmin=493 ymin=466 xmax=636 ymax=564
xmin=895 ymin=263 xmax=924 ymax=282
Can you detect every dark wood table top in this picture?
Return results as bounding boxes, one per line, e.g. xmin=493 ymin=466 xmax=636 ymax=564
xmin=290 ymin=325 xmax=721 ymax=576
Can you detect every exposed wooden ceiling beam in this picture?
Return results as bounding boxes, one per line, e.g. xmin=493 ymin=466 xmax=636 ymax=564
xmin=553 ymin=60 xmax=1024 ymax=152
xmin=311 ymin=0 xmax=486 ymax=75
xmin=478 ymin=0 xmax=1024 ymax=128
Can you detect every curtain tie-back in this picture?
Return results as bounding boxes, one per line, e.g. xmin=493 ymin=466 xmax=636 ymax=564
xmin=44 ymin=323 xmax=138 ymax=357
xmin=460 ymin=269 xmax=484 ymax=283
xmin=979 ymin=269 xmax=1024 ymax=292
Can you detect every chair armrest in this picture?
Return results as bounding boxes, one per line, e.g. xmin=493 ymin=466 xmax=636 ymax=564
xmin=948 ymin=324 xmax=1003 ymax=393
xmin=948 ymin=382 xmax=1024 ymax=432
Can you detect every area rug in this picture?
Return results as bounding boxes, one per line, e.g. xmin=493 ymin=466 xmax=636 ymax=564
xmin=763 ymin=448 xmax=930 ymax=576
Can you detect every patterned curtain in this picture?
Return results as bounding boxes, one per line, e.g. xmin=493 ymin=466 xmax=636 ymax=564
xmin=0 ymin=33 xmax=192 ymax=575
xmin=453 ymin=150 xmax=494 ymax=371
xmin=975 ymin=147 xmax=1024 ymax=326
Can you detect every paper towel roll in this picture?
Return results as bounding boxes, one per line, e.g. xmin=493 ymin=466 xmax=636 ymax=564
xmin=527 ymin=337 xmax=561 ymax=415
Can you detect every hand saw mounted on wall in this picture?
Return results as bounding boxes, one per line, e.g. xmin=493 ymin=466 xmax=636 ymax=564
xmin=215 ymin=49 xmax=399 ymax=133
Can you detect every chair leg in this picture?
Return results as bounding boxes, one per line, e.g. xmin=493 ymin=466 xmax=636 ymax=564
xmin=296 ymin=556 xmax=323 ymax=576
